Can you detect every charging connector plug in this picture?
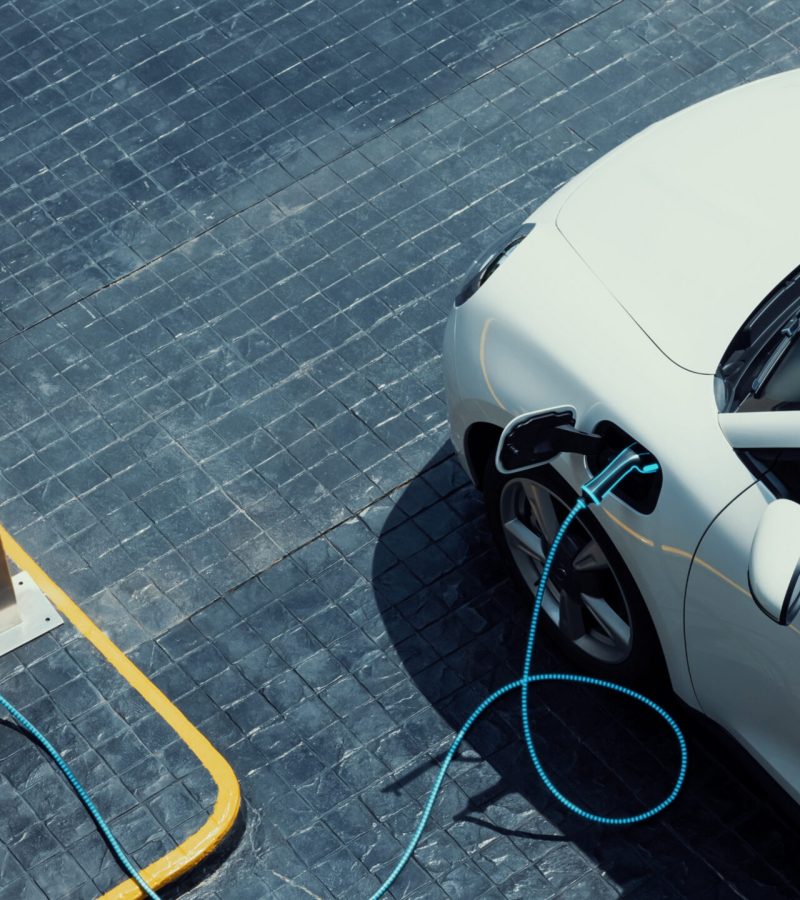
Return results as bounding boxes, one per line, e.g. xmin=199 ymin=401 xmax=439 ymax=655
xmin=581 ymin=445 xmax=659 ymax=506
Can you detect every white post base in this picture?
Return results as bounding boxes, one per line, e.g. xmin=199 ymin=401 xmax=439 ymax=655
xmin=0 ymin=571 xmax=63 ymax=657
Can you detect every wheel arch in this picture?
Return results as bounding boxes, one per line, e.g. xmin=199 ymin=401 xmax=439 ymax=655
xmin=464 ymin=421 xmax=503 ymax=490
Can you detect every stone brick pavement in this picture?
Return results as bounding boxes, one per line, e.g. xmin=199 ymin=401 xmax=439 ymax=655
xmin=1 ymin=0 xmax=800 ymax=897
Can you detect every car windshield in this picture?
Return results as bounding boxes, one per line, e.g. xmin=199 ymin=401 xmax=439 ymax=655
xmin=739 ymin=328 xmax=800 ymax=411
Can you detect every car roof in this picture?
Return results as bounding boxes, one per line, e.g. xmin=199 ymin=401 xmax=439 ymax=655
xmin=555 ymin=69 xmax=800 ymax=375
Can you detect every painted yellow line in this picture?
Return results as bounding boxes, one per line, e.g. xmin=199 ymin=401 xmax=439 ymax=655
xmin=0 ymin=523 xmax=241 ymax=899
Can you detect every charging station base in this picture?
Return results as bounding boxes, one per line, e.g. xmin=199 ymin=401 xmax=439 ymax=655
xmin=0 ymin=571 xmax=63 ymax=657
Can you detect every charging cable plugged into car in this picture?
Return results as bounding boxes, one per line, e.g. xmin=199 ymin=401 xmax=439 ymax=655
xmin=371 ymin=409 xmax=687 ymax=900
xmin=0 ymin=408 xmax=684 ymax=900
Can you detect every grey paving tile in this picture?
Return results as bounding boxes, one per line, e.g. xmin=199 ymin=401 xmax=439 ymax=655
xmin=0 ymin=0 xmax=621 ymax=342
xmin=3 ymin=0 xmax=800 ymax=897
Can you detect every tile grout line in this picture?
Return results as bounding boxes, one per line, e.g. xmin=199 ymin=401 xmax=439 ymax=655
xmin=0 ymin=0 xmax=625 ymax=349
xmin=180 ymin=446 xmax=459 ymax=627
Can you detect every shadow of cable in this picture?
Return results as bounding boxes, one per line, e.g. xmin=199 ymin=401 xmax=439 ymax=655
xmin=370 ymin=445 xmax=800 ymax=898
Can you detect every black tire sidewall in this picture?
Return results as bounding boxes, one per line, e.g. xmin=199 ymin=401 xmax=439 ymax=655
xmin=483 ymin=457 xmax=664 ymax=686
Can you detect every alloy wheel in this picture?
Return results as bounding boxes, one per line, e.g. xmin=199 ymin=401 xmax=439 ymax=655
xmin=499 ymin=477 xmax=633 ymax=664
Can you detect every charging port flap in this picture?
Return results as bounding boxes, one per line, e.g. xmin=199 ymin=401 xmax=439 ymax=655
xmin=496 ymin=406 xmax=603 ymax=474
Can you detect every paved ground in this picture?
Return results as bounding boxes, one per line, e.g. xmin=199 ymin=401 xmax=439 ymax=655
xmin=1 ymin=0 xmax=800 ymax=897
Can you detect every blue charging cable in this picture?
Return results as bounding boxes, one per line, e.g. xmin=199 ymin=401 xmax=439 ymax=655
xmin=0 ymin=692 xmax=161 ymax=899
xmin=371 ymin=448 xmax=687 ymax=899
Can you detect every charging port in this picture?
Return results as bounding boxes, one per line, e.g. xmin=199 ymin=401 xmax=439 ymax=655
xmin=585 ymin=421 xmax=662 ymax=514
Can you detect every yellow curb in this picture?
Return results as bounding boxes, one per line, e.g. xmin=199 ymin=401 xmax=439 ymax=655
xmin=0 ymin=523 xmax=241 ymax=899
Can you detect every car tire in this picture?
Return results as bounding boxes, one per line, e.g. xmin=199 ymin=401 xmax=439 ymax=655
xmin=483 ymin=457 xmax=664 ymax=686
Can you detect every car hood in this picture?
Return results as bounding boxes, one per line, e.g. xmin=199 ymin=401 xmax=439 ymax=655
xmin=556 ymin=69 xmax=800 ymax=374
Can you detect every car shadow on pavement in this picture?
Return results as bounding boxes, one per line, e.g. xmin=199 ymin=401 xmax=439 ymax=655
xmin=370 ymin=447 xmax=800 ymax=898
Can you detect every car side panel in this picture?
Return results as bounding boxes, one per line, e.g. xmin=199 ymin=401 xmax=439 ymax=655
xmin=684 ymin=480 xmax=800 ymax=803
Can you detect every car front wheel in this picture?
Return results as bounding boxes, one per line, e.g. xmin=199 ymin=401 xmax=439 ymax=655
xmin=483 ymin=459 xmax=663 ymax=684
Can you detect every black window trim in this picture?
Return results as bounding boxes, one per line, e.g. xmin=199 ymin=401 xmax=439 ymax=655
xmin=716 ymin=264 xmax=800 ymax=413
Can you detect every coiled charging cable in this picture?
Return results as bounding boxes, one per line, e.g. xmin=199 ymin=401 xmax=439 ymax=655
xmin=0 ymin=449 xmax=684 ymax=900
xmin=0 ymin=692 xmax=161 ymax=899
xmin=371 ymin=449 xmax=687 ymax=899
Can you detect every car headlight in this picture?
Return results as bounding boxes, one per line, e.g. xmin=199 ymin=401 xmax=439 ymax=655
xmin=455 ymin=223 xmax=535 ymax=306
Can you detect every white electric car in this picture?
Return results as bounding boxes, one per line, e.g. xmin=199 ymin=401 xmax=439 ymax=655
xmin=443 ymin=69 xmax=800 ymax=802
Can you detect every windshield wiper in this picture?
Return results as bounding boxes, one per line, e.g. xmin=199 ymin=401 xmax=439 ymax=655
xmin=751 ymin=314 xmax=800 ymax=396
